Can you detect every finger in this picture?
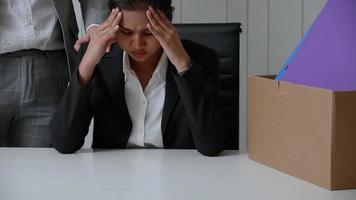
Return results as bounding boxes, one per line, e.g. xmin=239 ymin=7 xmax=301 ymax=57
xmin=146 ymin=10 xmax=164 ymax=34
xmin=103 ymin=32 xmax=117 ymax=47
xmin=106 ymin=45 xmax=112 ymax=53
xmin=102 ymin=12 xmax=122 ymax=33
xmin=111 ymin=11 xmax=122 ymax=28
xmin=106 ymin=8 xmax=119 ymax=25
xmin=74 ymin=33 xmax=90 ymax=52
xmin=156 ymin=9 xmax=172 ymax=27
xmin=148 ymin=7 xmax=171 ymax=32
xmin=103 ymin=22 xmax=120 ymax=35
xmin=147 ymin=23 xmax=163 ymax=41
xmin=74 ymin=43 xmax=80 ymax=52
xmin=102 ymin=24 xmax=119 ymax=42
xmin=74 ymin=38 xmax=82 ymax=52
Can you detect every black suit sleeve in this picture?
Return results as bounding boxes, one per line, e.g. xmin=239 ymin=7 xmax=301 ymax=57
xmin=172 ymin=46 xmax=226 ymax=157
xmin=50 ymin=46 xmax=94 ymax=154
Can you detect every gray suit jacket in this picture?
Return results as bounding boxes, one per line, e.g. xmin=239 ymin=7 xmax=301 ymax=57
xmin=54 ymin=0 xmax=110 ymax=75
xmin=80 ymin=0 xmax=111 ymax=28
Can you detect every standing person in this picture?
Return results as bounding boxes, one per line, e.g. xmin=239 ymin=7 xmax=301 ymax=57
xmin=50 ymin=0 xmax=226 ymax=156
xmin=0 ymin=0 xmax=109 ymax=147
xmin=77 ymin=0 xmax=112 ymax=53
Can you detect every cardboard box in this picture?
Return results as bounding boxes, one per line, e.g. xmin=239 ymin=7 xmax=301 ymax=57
xmin=248 ymin=75 xmax=356 ymax=190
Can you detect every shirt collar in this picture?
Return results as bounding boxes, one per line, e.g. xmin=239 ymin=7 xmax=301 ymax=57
xmin=122 ymin=51 xmax=168 ymax=82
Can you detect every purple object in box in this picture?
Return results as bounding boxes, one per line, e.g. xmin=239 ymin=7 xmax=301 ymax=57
xmin=281 ymin=0 xmax=356 ymax=91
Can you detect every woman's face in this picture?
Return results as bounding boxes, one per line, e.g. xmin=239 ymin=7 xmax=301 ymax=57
xmin=115 ymin=9 xmax=163 ymax=65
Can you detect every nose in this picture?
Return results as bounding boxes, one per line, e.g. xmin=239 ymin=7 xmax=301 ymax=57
xmin=130 ymin=34 xmax=146 ymax=49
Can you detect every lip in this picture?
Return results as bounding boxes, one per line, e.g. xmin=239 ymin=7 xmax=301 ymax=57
xmin=131 ymin=51 xmax=147 ymax=58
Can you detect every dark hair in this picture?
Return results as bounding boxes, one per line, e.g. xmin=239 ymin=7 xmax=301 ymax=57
xmin=110 ymin=0 xmax=173 ymax=21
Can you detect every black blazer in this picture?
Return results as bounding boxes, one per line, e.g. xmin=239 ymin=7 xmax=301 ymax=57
xmin=50 ymin=40 xmax=226 ymax=156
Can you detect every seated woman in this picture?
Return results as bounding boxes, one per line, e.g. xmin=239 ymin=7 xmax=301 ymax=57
xmin=50 ymin=0 xmax=226 ymax=156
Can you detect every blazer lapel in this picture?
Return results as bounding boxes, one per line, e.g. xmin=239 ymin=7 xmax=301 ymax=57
xmin=161 ymin=63 xmax=180 ymax=135
xmin=97 ymin=46 xmax=129 ymax=115
xmin=99 ymin=50 xmax=179 ymax=138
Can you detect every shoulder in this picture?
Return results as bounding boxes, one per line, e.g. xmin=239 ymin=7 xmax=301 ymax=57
xmin=181 ymin=39 xmax=220 ymax=73
xmin=182 ymin=39 xmax=217 ymax=58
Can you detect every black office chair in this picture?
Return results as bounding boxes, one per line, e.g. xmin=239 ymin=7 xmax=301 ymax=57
xmin=175 ymin=23 xmax=241 ymax=150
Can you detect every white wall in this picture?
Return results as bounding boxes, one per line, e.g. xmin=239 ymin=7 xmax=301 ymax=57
xmin=72 ymin=0 xmax=327 ymax=150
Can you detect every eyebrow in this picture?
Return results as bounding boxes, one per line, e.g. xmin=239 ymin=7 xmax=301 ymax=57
xmin=120 ymin=26 xmax=149 ymax=32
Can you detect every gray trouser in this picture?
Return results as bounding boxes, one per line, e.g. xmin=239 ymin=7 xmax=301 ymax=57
xmin=0 ymin=49 xmax=69 ymax=147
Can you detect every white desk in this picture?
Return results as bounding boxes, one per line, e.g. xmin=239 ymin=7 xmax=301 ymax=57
xmin=0 ymin=148 xmax=355 ymax=200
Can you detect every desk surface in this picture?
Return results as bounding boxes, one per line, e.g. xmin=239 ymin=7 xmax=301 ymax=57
xmin=0 ymin=148 xmax=355 ymax=200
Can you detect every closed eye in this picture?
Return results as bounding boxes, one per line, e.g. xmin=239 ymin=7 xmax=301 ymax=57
xmin=120 ymin=29 xmax=132 ymax=35
xmin=143 ymin=30 xmax=153 ymax=36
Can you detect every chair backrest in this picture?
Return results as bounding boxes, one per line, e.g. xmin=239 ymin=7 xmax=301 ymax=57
xmin=175 ymin=23 xmax=241 ymax=150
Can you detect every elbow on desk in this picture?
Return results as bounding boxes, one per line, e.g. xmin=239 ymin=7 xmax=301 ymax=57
xmin=196 ymin=141 xmax=225 ymax=157
xmin=50 ymin=128 xmax=83 ymax=154
xmin=197 ymin=148 xmax=223 ymax=157
xmin=50 ymin=128 xmax=84 ymax=154
xmin=49 ymin=120 xmax=85 ymax=154
xmin=195 ymin=127 xmax=226 ymax=157
xmin=51 ymin=140 xmax=82 ymax=154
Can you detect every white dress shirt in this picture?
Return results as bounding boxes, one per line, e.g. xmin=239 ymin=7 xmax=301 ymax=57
xmin=123 ymin=52 xmax=168 ymax=148
xmin=0 ymin=0 xmax=64 ymax=54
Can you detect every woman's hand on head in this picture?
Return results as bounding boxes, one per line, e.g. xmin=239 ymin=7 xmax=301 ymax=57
xmin=146 ymin=7 xmax=191 ymax=73
xmin=84 ymin=8 xmax=122 ymax=66
xmin=78 ymin=8 xmax=122 ymax=85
